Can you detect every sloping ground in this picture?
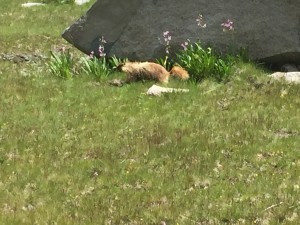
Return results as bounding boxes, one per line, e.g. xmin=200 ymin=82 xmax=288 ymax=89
xmin=1 ymin=1 xmax=300 ymax=224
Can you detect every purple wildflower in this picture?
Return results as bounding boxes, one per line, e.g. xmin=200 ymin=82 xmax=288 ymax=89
xmin=162 ymin=30 xmax=172 ymax=55
xmin=98 ymin=45 xmax=106 ymax=57
xmin=96 ymin=36 xmax=107 ymax=57
xmin=181 ymin=43 xmax=187 ymax=51
xmin=100 ymin=36 xmax=107 ymax=44
xmin=61 ymin=46 xmax=66 ymax=53
xmin=196 ymin=14 xmax=206 ymax=28
xmin=221 ymin=19 xmax=234 ymax=32
xmin=163 ymin=31 xmax=170 ymax=37
xmin=163 ymin=31 xmax=171 ymax=45
xmin=180 ymin=39 xmax=190 ymax=51
xmin=56 ymin=45 xmax=69 ymax=53
xmin=181 ymin=41 xmax=189 ymax=51
xmin=88 ymin=51 xmax=95 ymax=59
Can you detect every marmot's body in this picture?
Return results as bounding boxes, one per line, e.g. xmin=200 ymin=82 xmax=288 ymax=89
xmin=118 ymin=62 xmax=189 ymax=83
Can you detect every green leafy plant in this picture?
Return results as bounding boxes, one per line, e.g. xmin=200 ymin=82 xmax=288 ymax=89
xmin=108 ymin=55 xmax=128 ymax=70
xmin=48 ymin=47 xmax=74 ymax=80
xmin=173 ymin=16 xmax=240 ymax=82
xmin=156 ymin=56 xmax=174 ymax=71
xmin=177 ymin=42 xmax=234 ymax=82
xmin=81 ymin=36 xmax=111 ymax=81
xmin=81 ymin=55 xmax=110 ymax=81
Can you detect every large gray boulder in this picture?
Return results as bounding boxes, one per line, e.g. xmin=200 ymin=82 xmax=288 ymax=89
xmin=62 ymin=0 xmax=300 ymax=66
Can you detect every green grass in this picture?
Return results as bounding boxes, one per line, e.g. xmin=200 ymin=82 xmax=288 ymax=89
xmin=1 ymin=1 xmax=300 ymax=224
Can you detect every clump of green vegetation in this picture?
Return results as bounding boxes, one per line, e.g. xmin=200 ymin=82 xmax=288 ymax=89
xmin=155 ymin=23 xmax=237 ymax=83
xmin=177 ymin=41 xmax=235 ymax=82
xmin=80 ymin=36 xmax=111 ymax=80
xmin=48 ymin=47 xmax=75 ymax=79
xmin=108 ymin=55 xmax=128 ymax=70
xmin=79 ymin=37 xmax=130 ymax=82
xmin=81 ymin=55 xmax=110 ymax=81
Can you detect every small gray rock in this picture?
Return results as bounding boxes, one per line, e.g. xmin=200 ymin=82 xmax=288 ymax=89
xmin=269 ymin=72 xmax=300 ymax=84
xmin=147 ymin=85 xmax=189 ymax=96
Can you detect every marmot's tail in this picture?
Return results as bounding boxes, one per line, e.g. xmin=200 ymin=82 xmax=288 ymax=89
xmin=170 ymin=66 xmax=189 ymax=80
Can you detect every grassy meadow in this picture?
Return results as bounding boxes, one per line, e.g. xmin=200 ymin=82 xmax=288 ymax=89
xmin=1 ymin=1 xmax=300 ymax=224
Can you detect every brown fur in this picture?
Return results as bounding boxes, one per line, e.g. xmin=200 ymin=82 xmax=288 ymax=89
xmin=170 ymin=66 xmax=190 ymax=80
xmin=118 ymin=62 xmax=189 ymax=83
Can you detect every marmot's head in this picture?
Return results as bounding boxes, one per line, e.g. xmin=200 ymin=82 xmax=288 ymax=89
xmin=116 ymin=63 xmax=125 ymax=72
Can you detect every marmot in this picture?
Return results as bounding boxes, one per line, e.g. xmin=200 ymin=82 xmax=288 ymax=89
xmin=117 ymin=61 xmax=189 ymax=83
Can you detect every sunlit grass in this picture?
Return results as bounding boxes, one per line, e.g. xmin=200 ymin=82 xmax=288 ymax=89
xmin=0 ymin=1 xmax=300 ymax=224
